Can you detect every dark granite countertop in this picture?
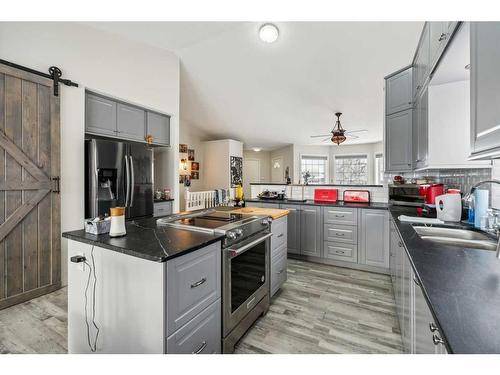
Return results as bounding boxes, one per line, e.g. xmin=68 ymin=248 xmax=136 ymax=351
xmin=62 ymin=217 xmax=224 ymax=263
xmin=390 ymin=206 xmax=500 ymax=353
xmin=246 ymin=198 xmax=388 ymax=210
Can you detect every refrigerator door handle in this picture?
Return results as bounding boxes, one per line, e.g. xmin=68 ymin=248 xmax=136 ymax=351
xmin=129 ymin=155 xmax=135 ymax=207
xmin=125 ymin=155 xmax=130 ymax=207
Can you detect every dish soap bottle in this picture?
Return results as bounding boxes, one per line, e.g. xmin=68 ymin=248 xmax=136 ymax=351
xmin=467 ymin=194 xmax=475 ymax=225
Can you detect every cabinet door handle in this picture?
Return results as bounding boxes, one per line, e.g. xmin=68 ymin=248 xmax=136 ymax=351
xmin=398 ymin=241 xmax=403 ymax=247
xmin=191 ymin=277 xmax=207 ymax=288
xmin=277 ymin=233 xmax=284 ymax=238
xmin=192 ymin=341 xmax=207 ymax=354
xmin=413 ymin=277 xmax=421 ymax=287
xmin=432 ymin=334 xmax=445 ymax=346
xmin=429 ymin=322 xmax=439 ymax=333
xmin=277 ymin=269 xmax=284 ymax=274
xmin=438 ymin=33 xmax=447 ymax=42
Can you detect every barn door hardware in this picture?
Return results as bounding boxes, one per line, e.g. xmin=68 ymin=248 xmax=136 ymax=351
xmin=0 ymin=58 xmax=78 ymax=96
xmin=52 ymin=176 xmax=61 ymax=194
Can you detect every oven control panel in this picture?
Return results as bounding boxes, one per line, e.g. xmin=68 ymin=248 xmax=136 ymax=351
xmin=223 ymin=217 xmax=270 ymax=248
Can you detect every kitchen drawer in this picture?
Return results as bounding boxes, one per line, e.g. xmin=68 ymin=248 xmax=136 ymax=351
xmin=324 ymin=223 xmax=358 ymax=244
xmin=166 ymin=242 xmax=221 ymax=336
xmin=323 ymin=207 xmax=357 ymax=225
xmin=270 ymin=247 xmax=287 ymax=297
xmin=271 ymin=240 xmax=287 ymax=261
xmin=166 ymin=299 xmax=221 ymax=354
xmin=271 ymin=216 xmax=287 ymax=251
xmin=323 ymin=241 xmax=358 ymax=263
xmin=154 ymin=201 xmax=173 ymax=217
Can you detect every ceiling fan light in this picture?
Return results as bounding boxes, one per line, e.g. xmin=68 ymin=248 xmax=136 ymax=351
xmin=331 ymin=131 xmax=346 ymax=145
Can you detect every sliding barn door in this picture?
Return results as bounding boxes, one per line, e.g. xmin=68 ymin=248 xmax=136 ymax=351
xmin=0 ymin=63 xmax=61 ymax=310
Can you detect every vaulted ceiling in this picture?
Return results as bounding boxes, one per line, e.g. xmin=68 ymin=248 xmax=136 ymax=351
xmin=86 ymin=22 xmax=423 ymax=150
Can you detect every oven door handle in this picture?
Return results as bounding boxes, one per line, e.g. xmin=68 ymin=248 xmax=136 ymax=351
xmin=227 ymin=232 xmax=272 ymax=258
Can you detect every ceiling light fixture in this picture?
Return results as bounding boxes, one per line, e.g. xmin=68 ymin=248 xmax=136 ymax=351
xmin=252 ymin=147 xmax=262 ymax=152
xmin=331 ymin=112 xmax=347 ymax=145
xmin=259 ymin=23 xmax=279 ymax=43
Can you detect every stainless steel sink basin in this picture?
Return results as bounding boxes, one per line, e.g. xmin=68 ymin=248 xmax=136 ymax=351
xmin=412 ymin=225 xmax=498 ymax=251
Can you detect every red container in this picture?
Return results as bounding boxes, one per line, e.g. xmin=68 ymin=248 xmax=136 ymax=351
xmin=314 ymin=188 xmax=338 ymax=203
xmin=343 ymin=190 xmax=370 ymax=203
xmin=419 ymin=183 xmax=444 ymax=204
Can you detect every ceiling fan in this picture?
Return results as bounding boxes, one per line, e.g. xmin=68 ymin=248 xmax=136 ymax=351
xmin=310 ymin=112 xmax=368 ymax=145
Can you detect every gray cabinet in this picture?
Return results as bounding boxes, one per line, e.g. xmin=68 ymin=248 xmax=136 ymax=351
xmin=270 ymin=216 xmax=288 ymax=297
xmin=402 ymin=245 xmax=413 ymax=353
xmin=358 ymin=209 xmax=389 ymax=269
xmin=146 ymin=111 xmax=170 ymax=146
xmin=166 ymin=242 xmax=221 ymax=336
xmin=166 ymin=299 xmax=221 ymax=354
xmin=323 ymin=207 xmax=357 ymax=225
xmin=323 ymin=241 xmax=357 ymax=263
xmin=117 ymin=103 xmax=146 ymax=142
xmin=385 ymin=109 xmax=413 ymax=172
xmin=413 ymin=276 xmax=440 ymax=354
xmin=470 ymin=22 xmax=500 ymax=158
xmin=300 ymin=205 xmax=322 ymax=257
xmin=324 ymin=223 xmax=357 ymax=244
xmin=85 ymin=93 xmax=117 ymax=136
xmin=154 ymin=201 xmax=173 ymax=217
xmin=413 ymin=87 xmax=428 ymax=169
xmin=429 ymin=22 xmax=458 ymax=71
xmin=413 ymin=23 xmax=430 ymax=99
xmin=280 ymin=204 xmax=301 ymax=255
xmin=385 ymin=67 xmax=413 ymax=115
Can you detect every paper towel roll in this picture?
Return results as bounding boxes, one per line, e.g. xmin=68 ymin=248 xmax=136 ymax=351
xmin=474 ymin=189 xmax=489 ymax=228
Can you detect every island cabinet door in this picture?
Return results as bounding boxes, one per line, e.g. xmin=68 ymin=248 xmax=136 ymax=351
xmin=166 ymin=242 xmax=221 ymax=336
xmin=358 ymin=209 xmax=390 ymax=269
xmin=280 ymin=204 xmax=300 ymax=255
xmin=300 ymin=205 xmax=321 ymax=257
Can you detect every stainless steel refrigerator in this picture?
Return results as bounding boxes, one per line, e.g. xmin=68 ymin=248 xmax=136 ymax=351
xmin=85 ymin=138 xmax=153 ymax=220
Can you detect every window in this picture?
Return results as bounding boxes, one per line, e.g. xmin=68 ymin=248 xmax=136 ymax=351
xmin=334 ymin=154 xmax=368 ymax=185
xmin=374 ymin=153 xmax=384 ymax=185
xmin=300 ymin=155 xmax=328 ymax=184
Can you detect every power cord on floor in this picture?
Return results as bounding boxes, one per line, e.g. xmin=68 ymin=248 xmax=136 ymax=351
xmin=83 ymin=245 xmax=100 ymax=352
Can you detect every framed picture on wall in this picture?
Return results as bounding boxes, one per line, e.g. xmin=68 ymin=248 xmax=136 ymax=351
xmin=230 ymin=156 xmax=243 ymax=187
xmin=188 ymin=149 xmax=195 ymax=161
xmin=191 ymin=171 xmax=199 ymax=180
xmin=191 ymin=162 xmax=199 ymax=171
xmin=179 ymin=144 xmax=188 ymax=153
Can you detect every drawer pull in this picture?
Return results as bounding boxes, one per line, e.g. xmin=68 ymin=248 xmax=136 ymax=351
xmin=247 ymin=297 xmax=256 ymax=309
xmin=190 ymin=277 xmax=207 ymax=289
xmin=432 ymin=334 xmax=444 ymax=346
xmin=277 ymin=233 xmax=284 ymax=238
xmin=335 ymin=250 xmax=345 ymax=254
xmin=334 ymin=214 xmax=345 ymax=218
xmin=192 ymin=341 xmax=207 ymax=354
xmin=277 ymin=269 xmax=284 ymax=274
xmin=335 ymin=232 xmax=345 ymax=236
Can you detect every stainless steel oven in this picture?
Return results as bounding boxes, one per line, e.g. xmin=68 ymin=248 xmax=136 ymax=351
xmin=222 ymin=230 xmax=271 ymax=353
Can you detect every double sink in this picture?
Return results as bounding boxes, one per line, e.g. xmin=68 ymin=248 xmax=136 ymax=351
xmin=412 ymin=225 xmax=498 ymax=251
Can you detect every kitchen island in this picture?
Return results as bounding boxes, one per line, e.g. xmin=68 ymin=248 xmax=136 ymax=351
xmin=63 ymin=217 xmax=225 ymax=354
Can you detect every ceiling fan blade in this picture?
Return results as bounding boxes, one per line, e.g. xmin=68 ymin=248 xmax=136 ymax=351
xmin=347 ymin=134 xmax=360 ymax=139
xmin=344 ymin=129 xmax=368 ymax=134
xmin=321 ymin=137 xmax=331 ymax=142
xmin=310 ymin=134 xmax=332 ymax=138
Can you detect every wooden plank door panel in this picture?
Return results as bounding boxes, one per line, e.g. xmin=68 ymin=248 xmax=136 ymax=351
xmin=0 ymin=64 xmax=61 ymax=310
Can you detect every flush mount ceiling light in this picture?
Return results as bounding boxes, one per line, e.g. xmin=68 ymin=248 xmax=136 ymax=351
xmin=259 ymin=23 xmax=279 ymax=43
xmin=252 ymin=147 xmax=262 ymax=152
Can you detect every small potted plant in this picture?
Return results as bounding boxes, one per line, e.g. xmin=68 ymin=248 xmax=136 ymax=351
xmin=302 ymin=170 xmax=311 ymax=185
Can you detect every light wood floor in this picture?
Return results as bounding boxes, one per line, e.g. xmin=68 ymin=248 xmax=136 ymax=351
xmin=0 ymin=259 xmax=402 ymax=354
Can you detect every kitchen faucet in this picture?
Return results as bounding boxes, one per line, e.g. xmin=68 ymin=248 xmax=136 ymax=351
xmin=464 ymin=179 xmax=500 ymax=259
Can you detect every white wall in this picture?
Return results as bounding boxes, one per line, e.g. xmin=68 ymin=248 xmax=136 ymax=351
xmin=243 ymin=150 xmax=271 ymax=182
xmin=271 ymin=145 xmax=294 ymax=183
xmin=0 ymin=22 xmax=180 ymax=285
xmin=203 ymin=139 xmax=243 ymax=192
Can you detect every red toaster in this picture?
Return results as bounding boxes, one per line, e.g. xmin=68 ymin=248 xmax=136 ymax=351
xmin=314 ymin=189 xmax=338 ymax=203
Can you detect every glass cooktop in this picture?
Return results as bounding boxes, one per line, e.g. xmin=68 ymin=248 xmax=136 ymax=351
xmin=173 ymin=212 xmax=244 ymax=229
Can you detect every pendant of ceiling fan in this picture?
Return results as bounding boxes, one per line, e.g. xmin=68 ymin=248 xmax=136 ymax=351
xmin=310 ymin=111 xmax=368 ymax=144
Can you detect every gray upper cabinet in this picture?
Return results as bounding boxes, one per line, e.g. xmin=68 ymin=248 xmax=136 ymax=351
xmin=429 ymin=22 xmax=459 ymax=72
xmin=280 ymin=204 xmax=301 ymax=255
xmin=470 ymin=22 xmax=500 ymax=158
xmin=385 ymin=67 xmax=413 ymax=115
xmin=359 ymin=209 xmax=389 ymax=269
xmin=385 ymin=109 xmax=413 ymax=172
xmin=413 ymin=23 xmax=430 ymax=99
xmin=117 ymin=103 xmax=146 ymax=142
xmin=147 ymin=111 xmax=170 ymax=146
xmin=413 ymin=87 xmax=428 ymax=169
xmin=300 ymin=205 xmax=322 ymax=257
xmin=85 ymin=93 xmax=117 ymax=136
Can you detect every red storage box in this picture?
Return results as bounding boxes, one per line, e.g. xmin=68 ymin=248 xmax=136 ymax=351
xmin=343 ymin=190 xmax=370 ymax=203
xmin=314 ymin=189 xmax=338 ymax=203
